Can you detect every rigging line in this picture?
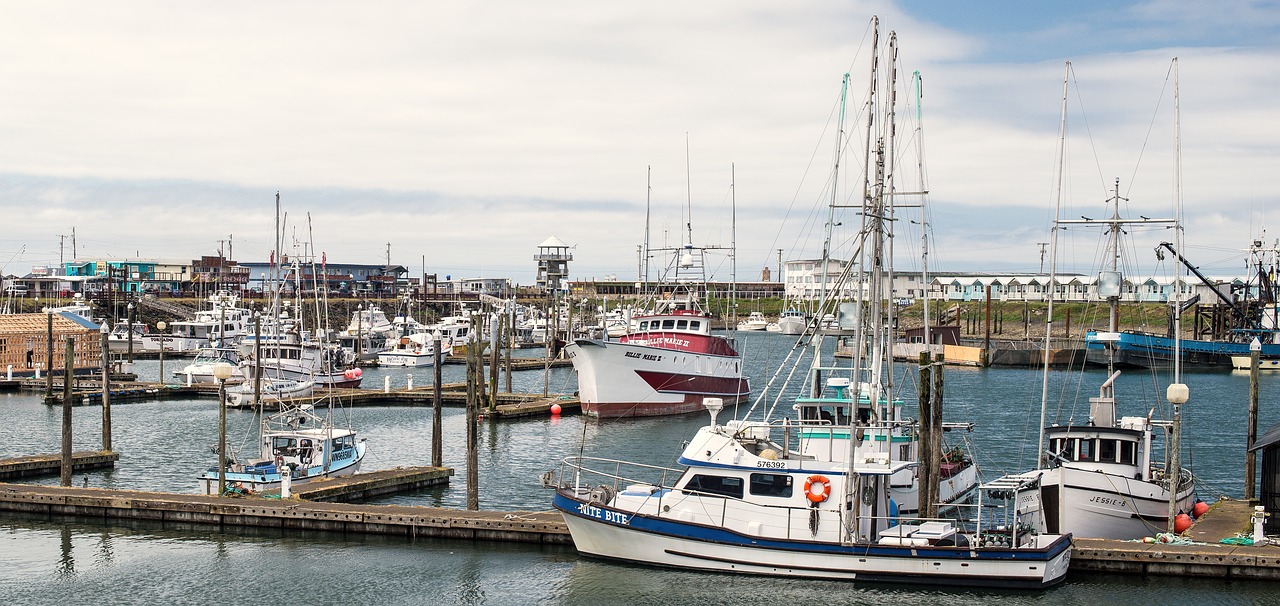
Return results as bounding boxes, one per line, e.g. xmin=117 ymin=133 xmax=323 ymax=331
xmin=1124 ymin=60 xmax=1178 ymax=202
xmin=1064 ymin=62 xmax=1113 ymax=203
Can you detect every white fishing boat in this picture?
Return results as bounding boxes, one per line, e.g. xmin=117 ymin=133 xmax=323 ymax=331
xmin=199 ymin=403 xmax=364 ymax=495
xmin=175 ymin=346 xmax=244 ymax=384
xmin=549 ymin=398 xmax=1071 ymax=588
xmin=41 ymin=293 xmax=96 ymax=321
xmin=226 ymin=377 xmax=315 ymax=407
xmin=107 ymin=321 xmax=149 ymax=352
xmin=238 ymin=318 xmax=360 ymax=388
xmin=142 ymin=291 xmax=251 ymax=353
xmin=776 ymin=309 xmax=807 ymax=335
xmin=988 ymin=60 xmax=1196 ymax=540
xmin=567 ymin=277 xmax=749 ymax=418
xmin=736 ymin=311 xmax=769 ymax=331
xmin=377 ymin=331 xmax=453 ymax=367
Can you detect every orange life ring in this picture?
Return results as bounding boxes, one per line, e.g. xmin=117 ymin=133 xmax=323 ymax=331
xmin=803 ymin=475 xmax=831 ymax=503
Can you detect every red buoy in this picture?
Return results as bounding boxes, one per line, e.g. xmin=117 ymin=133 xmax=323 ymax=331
xmin=550 ymin=403 xmax=562 ymax=416
xmin=1192 ymin=501 xmax=1210 ymax=518
xmin=1174 ymin=513 xmax=1194 ymax=533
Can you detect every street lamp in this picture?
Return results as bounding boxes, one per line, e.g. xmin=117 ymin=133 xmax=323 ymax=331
xmin=156 ymin=321 xmax=168 ymax=385
xmin=213 ymin=361 xmax=235 ymax=495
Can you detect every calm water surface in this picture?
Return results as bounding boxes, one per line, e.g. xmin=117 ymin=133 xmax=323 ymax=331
xmin=3 ymin=332 xmax=1280 ymax=604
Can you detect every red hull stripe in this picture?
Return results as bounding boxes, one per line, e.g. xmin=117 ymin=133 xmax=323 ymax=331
xmin=634 ymin=370 xmax=750 ymax=397
xmin=617 ymin=332 xmax=739 ymax=356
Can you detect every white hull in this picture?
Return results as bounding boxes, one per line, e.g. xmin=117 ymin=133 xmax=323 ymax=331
xmin=557 ymin=492 xmax=1070 ymax=588
xmin=1039 ymin=466 xmax=1196 ymax=539
xmin=377 ymin=352 xmax=437 ymax=367
xmin=566 ymin=339 xmax=748 ymax=417
xmin=1231 ymin=355 xmax=1280 ymax=370
xmin=226 ymin=379 xmax=316 ymax=407
xmin=889 ymin=463 xmax=979 ymax=516
xmin=777 ymin=316 xmax=806 ymax=335
xmin=200 ymin=445 xmax=363 ymax=495
xmin=142 ymin=335 xmax=209 ymax=353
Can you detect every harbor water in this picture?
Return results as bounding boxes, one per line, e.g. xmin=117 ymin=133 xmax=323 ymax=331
xmin=3 ymin=331 xmax=1280 ymax=604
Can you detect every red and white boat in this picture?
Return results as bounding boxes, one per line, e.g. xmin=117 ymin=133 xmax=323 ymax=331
xmin=567 ymin=298 xmax=750 ymax=418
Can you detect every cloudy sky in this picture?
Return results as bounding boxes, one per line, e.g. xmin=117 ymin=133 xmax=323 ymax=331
xmin=1 ymin=1 xmax=1276 ymax=285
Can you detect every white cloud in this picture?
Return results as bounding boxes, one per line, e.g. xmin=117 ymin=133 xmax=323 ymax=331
xmin=0 ymin=1 xmax=1276 ymax=284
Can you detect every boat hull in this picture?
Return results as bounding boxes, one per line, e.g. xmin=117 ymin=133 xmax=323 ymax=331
xmin=566 ymin=339 xmax=750 ymax=418
xmin=376 ymin=352 xmax=437 ymax=367
xmin=553 ymin=491 xmax=1070 ymax=588
xmin=199 ymin=443 xmax=365 ymax=495
xmin=1038 ymin=466 xmax=1196 ymax=539
xmin=1086 ymin=330 xmax=1280 ymax=369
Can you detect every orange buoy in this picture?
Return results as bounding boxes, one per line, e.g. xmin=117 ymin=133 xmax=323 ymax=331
xmin=1192 ymin=501 xmax=1210 ymax=518
xmin=550 ymin=403 xmax=562 ymax=415
xmin=1174 ymin=513 xmax=1193 ymax=533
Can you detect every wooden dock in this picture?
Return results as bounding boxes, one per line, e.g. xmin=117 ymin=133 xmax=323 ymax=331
xmin=0 ymin=451 xmax=121 ymax=479
xmin=0 ymin=482 xmax=569 ymax=545
xmin=0 ymin=479 xmax=1276 ymax=578
xmin=270 ymin=466 xmax=456 ymax=502
xmin=1071 ymin=499 xmax=1280 ymax=580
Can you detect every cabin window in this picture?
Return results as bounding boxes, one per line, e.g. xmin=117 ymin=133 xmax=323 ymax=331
xmin=662 ymin=320 xmax=675 ymax=330
xmin=639 ymin=321 xmax=650 ymax=331
xmin=1120 ymin=442 xmax=1137 ymax=465
xmin=1099 ymin=439 xmax=1117 ymax=463
xmin=683 ymin=474 xmax=744 ymax=499
xmin=749 ymin=473 xmax=793 ymax=498
xmin=690 ymin=321 xmax=701 ymax=331
xmin=1078 ymin=439 xmax=1094 ymax=462
xmin=676 ymin=320 xmax=689 ymax=330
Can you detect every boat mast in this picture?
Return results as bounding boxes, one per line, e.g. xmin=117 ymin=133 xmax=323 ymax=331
xmin=812 ymin=72 xmax=850 ymax=399
xmin=1037 ymin=62 xmax=1070 ymax=469
xmin=915 ymin=70 xmax=931 ymax=349
xmin=1167 ymin=56 xmax=1186 ymax=532
xmin=731 ymin=163 xmax=738 ymax=333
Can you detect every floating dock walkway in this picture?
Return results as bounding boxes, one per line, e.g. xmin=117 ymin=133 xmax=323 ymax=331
xmin=0 ymin=482 xmax=569 ymax=545
xmin=0 ymin=482 xmax=1276 ymax=578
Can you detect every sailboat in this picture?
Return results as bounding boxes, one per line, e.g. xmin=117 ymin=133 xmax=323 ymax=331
xmin=198 ymin=402 xmax=364 ymax=495
xmin=549 ymin=20 xmax=1069 ymax=588
xmin=992 ymin=60 xmax=1197 ymax=540
xmin=199 ymin=193 xmax=366 ymax=494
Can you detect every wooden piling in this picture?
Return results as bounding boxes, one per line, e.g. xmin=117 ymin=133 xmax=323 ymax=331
xmin=917 ymin=351 xmax=934 ymax=519
xmin=60 ymin=337 xmax=73 ymax=487
xmin=100 ymin=325 xmax=112 ymax=452
xmin=432 ymin=336 xmax=443 ymax=468
xmin=1248 ymin=345 xmax=1260 ymax=499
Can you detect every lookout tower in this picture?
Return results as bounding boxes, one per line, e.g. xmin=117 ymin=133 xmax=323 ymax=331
xmin=535 ymin=236 xmax=573 ymax=293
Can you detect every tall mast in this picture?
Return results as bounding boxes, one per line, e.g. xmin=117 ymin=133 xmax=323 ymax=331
xmin=644 ymin=165 xmax=652 ymax=284
xmin=1037 ymin=61 xmax=1070 ymax=469
xmin=915 ymin=70 xmax=931 ymax=348
xmin=731 ymin=163 xmax=738 ymax=332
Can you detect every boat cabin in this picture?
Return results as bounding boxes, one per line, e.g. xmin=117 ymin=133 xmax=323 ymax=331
xmin=1043 ymin=420 xmax=1151 ymax=480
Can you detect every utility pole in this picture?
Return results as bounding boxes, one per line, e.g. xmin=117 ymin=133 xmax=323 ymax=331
xmin=71 ymin=227 xmax=76 ymax=260
xmin=1038 ymin=242 xmax=1049 ymax=273
xmin=777 ymin=249 xmax=784 ymax=282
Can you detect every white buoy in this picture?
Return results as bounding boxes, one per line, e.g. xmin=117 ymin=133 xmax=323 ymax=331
xmin=407 ymin=374 xmax=413 ymax=390
xmin=280 ymin=467 xmax=292 ymax=498
xmin=5 ymin=365 xmax=10 ymax=380
xmin=35 ymin=363 xmax=41 ymax=379
xmin=1253 ymin=505 xmax=1269 ymax=546
xmin=186 ymin=372 xmax=192 ymax=387
xmin=383 ymin=376 xmax=391 ymax=393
